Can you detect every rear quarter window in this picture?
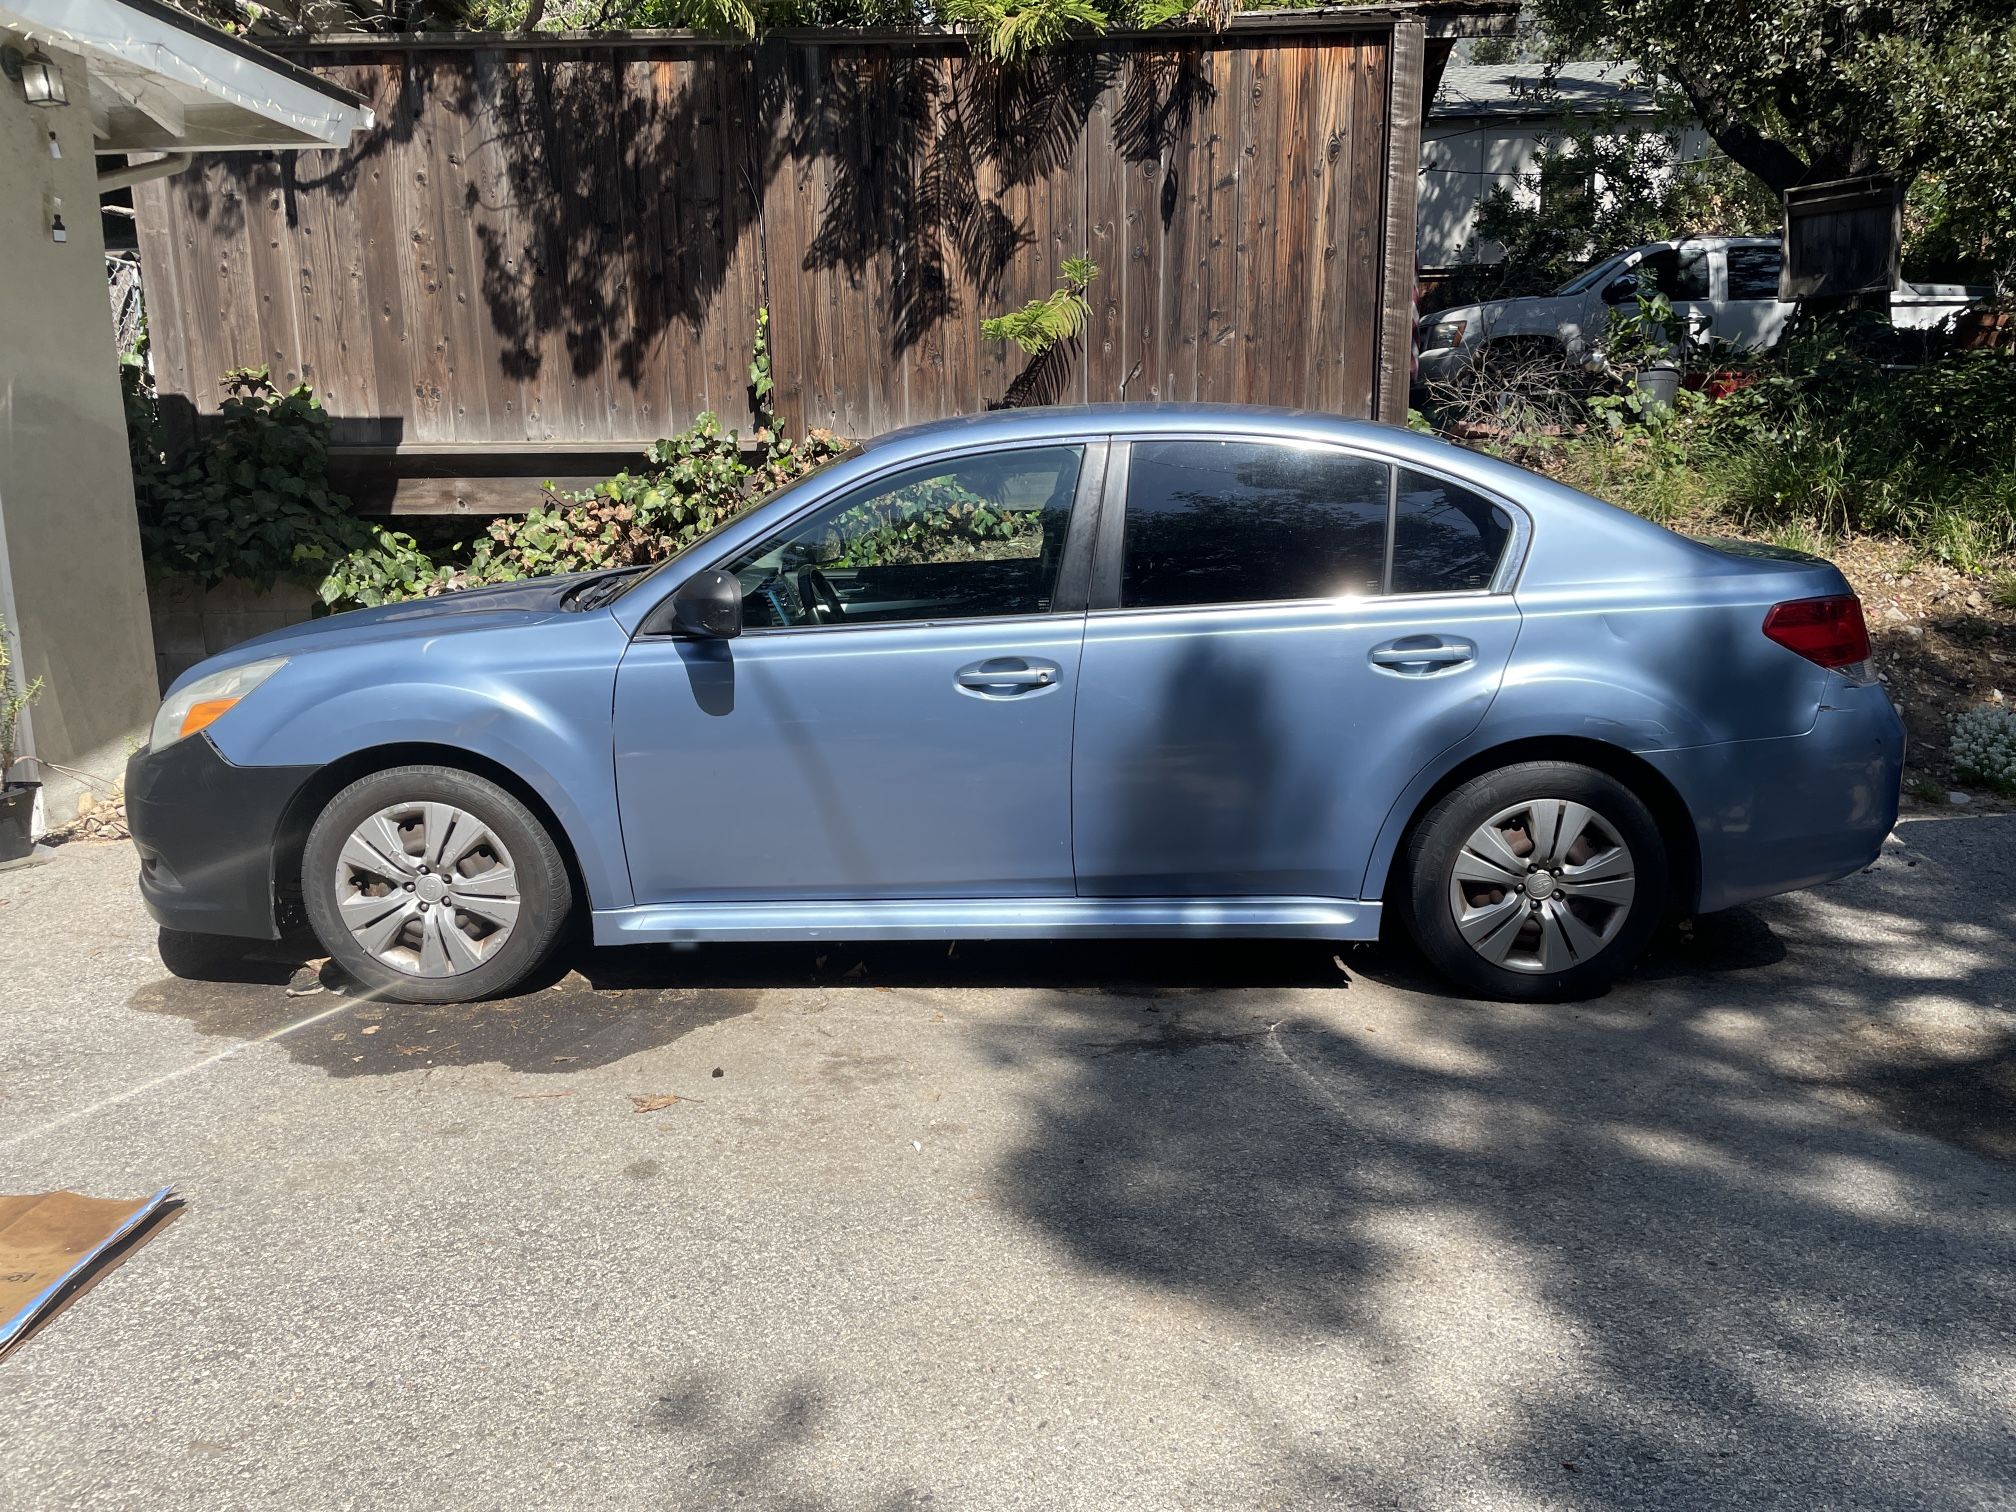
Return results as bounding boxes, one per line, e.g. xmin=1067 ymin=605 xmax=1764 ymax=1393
xmin=1391 ymin=470 xmax=1513 ymax=594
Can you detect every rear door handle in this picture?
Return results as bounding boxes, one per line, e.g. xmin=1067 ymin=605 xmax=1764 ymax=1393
xmin=1369 ymin=636 xmax=1477 ymax=675
xmin=955 ymin=657 xmax=1061 ymax=697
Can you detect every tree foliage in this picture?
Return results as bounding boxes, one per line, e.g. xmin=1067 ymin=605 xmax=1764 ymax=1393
xmin=982 ymin=257 xmax=1100 ymax=355
xmin=1526 ymin=0 xmax=2016 ymax=291
xmin=169 ymin=0 xmax=1330 ymax=52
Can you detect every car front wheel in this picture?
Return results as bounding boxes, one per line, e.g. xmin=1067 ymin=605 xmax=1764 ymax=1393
xmin=1400 ymin=761 xmax=1667 ymax=1002
xmin=302 ymin=764 xmax=572 ymax=1004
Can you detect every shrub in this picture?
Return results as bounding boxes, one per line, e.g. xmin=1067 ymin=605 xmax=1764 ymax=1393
xmin=1952 ymin=703 xmax=2016 ymax=794
xmin=128 ymin=364 xmax=445 ymax=609
xmin=461 ymin=414 xmax=848 ymax=586
xmin=126 ymin=314 xmax=846 ymax=610
xmin=1539 ymin=337 xmax=2016 ymax=567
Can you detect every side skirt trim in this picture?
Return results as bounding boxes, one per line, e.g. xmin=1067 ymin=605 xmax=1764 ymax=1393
xmin=591 ymin=896 xmax=1382 ymax=946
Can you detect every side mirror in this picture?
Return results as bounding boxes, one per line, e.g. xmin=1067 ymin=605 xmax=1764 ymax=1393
xmin=1602 ymin=275 xmax=1639 ymax=305
xmin=666 ymin=569 xmax=742 ymax=639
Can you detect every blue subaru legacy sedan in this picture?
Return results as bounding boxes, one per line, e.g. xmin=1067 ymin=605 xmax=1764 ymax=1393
xmin=127 ymin=404 xmax=1903 ymax=1004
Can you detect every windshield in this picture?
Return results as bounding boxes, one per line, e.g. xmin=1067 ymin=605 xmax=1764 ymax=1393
xmin=1557 ymin=255 xmax=1627 ymax=296
xmin=628 ymin=444 xmax=864 ymax=596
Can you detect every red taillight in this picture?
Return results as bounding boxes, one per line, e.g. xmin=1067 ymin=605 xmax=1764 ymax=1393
xmin=1762 ymin=595 xmax=1871 ymax=668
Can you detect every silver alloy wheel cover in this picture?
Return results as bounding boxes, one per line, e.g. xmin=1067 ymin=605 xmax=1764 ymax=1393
xmin=335 ymin=802 xmax=521 ymax=977
xmin=1446 ymin=797 xmax=1636 ymax=975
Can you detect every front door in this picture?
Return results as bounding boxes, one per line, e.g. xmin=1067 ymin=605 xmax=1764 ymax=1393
xmin=613 ymin=442 xmax=1097 ymax=903
xmin=1071 ymin=438 xmax=1524 ymax=899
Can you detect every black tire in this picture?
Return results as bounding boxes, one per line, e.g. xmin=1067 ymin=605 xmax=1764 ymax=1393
xmin=1398 ymin=761 xmax=1667 ymax=1002
xmin=302 ymin=764 xmax=572 ymax=1004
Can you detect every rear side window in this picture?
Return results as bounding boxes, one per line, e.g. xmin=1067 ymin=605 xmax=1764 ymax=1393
xmin=1391 ymin=470 xmax=1513 ymax=594
xmin=1403 ymin=471 xmax=1516 ymax=596
xmin=1726 ymin=245 xmax=1784 ymax=301
xmin=1121 ymin=440 xmax=1389 ymax=609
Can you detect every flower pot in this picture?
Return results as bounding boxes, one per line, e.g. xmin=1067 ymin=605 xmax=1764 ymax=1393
xmin=1633 ymin=363 xmax=1681 ymax=412
xmin=0 ymin=781 xmax=39 ymax=863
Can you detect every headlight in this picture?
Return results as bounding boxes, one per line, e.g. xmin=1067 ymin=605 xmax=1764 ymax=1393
xmin=1424 ymin=319 xmax=1467 ymax=351
xmin=149 ymin=657 xmax=287 ymax=752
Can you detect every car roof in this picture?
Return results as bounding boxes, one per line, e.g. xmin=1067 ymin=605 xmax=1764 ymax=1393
xmin=868 ymin=401 xmax=1375 ymax=452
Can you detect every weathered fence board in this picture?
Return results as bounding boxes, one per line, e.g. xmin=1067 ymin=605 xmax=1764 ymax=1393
xmin=134 ymin=19 xmax=1433 ymax=509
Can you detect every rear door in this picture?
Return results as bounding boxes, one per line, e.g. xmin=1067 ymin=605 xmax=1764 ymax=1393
xmin=1070 ymin=437 xmax=1524 ymax=900
xmin=1718 ymin=241 xmax=1791 ymax=352
xmin=613 ymin=441 xmax=1101 ymax=903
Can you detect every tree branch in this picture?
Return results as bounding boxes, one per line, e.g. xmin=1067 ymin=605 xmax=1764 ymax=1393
xmin=1665 ymin=68 xmax=1811 ymax=196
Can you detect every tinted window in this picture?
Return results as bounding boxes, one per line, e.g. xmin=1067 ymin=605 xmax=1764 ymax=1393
xmin=722 ymin=446 xmax=1082 ymax=628
xmin=1391 ymin=470 xmax=1513 ymax=594
xmin=1726 ymin=245 xmax=1784 ymax=302
xmin=1121 ymin=440 xmax=1389 ymax=609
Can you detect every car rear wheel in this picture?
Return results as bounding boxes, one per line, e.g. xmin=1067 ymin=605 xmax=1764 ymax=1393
xmin=302 ymin=765 xmax=572 ymax=1004
xmin=1399 ymin=761 xmax=1667 ymax=1002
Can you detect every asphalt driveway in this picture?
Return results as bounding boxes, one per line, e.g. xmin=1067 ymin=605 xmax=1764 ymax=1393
xmin=2 ymin=817 xmax=2013 ymax=1510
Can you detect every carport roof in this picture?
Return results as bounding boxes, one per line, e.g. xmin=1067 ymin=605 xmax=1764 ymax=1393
xmin=0 ymin=0 xmax=371 ymax=151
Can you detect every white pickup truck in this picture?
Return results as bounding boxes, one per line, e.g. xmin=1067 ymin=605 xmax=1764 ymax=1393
xmin=1416 ymin=235 xmax=1987 ymax=383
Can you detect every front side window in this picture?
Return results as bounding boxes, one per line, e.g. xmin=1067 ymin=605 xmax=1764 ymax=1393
xmin=720 ymin=445 xmax=1083 ymax=629
xmin=1640 ymin=245 xmax=1712 ymax=302
xmin=1391 ymin=469 xmax=1514 ymax=594
xmin=1120 ymin=440 xmax=1390 ymax=610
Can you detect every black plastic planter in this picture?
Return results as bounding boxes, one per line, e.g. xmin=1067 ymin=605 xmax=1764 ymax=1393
xmin=0 ymin=781 xmax=39 ymax=863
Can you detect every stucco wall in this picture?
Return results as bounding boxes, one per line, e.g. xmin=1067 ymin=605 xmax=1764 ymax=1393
xmin=0 ymin=37 xmax=160 ymax=825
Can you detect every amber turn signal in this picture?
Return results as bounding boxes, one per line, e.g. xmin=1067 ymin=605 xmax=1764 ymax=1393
xmin=179 ymin=697 xmax=241 ymax=739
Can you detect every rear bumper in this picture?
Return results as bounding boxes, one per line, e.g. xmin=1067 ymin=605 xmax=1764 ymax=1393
xmin=1647 ymin=683 xmax=1906 ymax=914
xmin=125 ymin=735 xmax=316 ymax=940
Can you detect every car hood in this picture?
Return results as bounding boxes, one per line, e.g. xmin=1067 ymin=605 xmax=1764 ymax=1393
xmin=209 ymin=573 xmax=605 ymax=662
xmin=1422 ymin=296 xmax=1568 ymax=339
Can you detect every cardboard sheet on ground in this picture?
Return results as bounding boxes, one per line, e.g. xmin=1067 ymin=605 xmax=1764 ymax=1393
xmin=0 ymin=1188 xmax=174 ymax=1358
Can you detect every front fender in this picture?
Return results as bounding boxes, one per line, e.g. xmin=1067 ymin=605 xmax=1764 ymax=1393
xmin=202 ymin=617 xmax=632 ymax=910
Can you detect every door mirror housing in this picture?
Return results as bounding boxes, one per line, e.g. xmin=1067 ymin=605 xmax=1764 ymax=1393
xmin=1602 ymin=274 xmax=1640 ymax=305
xmin=664 ymin=569 xmax=742 ymax=639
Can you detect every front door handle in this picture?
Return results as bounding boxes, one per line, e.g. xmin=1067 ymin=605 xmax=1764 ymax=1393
xmin=955 ymin=657 xmax=1061 ymax=697
xmin=1369 ymin=636 xmax=1477 ymax=675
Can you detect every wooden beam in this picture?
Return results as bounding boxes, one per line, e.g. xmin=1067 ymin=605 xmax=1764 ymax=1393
xmin=334 ymin=472 xmax=603 ymax=516
xmin=1375 ymin=17 xmax=1427 ymax=425
xmin=95 ymin=68 xmax=187 ymax=138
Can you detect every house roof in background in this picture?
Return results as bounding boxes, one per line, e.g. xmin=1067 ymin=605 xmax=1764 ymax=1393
xmin=1431 ymin=59 xmax=1659 ymax=120
xmin=0 ymin=0 xmax=371 ymax=151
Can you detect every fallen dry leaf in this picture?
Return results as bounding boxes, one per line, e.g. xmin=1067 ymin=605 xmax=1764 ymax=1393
xmin=359 ymin=1025 xmax=381 ymax=1036
xmin=629 ymin=1094 xmax=682 ymax=1113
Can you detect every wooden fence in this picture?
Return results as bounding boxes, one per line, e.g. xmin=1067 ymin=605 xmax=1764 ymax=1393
xmin=133 ymin=14 xmax=1459 ymax=513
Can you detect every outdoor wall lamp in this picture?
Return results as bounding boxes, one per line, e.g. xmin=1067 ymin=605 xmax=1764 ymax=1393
xmin=0 ymin=44 xmax=67 ymax=108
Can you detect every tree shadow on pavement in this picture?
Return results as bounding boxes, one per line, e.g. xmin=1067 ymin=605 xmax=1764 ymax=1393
xmin=977 ymin=818 xmax=2016 ymax=1507
xmin=128 ymin=930 xmax=1357 ymax=1079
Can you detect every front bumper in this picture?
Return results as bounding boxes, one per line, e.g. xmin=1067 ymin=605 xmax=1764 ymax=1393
xmin=126 ymin=735 xmax=317 ymax=940
xmin=1415 ymin=345 xmax=1469 ymax=386
xmin=1647 ymin=683 xmax=1906 ymax=915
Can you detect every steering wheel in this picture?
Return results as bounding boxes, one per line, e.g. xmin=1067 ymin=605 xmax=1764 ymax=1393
xmin=797 ymin=566 xmax=846 ymax=624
